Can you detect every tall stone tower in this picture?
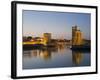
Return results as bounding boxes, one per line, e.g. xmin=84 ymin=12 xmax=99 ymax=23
xmin=72 ymin=25 xmax=82 ymax=46
xmin=43 ymin=33 xmax=51 ymax=44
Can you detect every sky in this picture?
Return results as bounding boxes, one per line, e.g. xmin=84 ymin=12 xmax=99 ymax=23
xmin=23 ymin=10 xmax=91 ymax=40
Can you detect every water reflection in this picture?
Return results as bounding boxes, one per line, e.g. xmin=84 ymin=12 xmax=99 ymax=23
xmin=23 ymin=44 xmax=66 ymax=60
xmin=23 ymin=47 xmax=58 ymax=60
xmin=72 ymin=51 xmax=83 ymax=65
xmin=57 ymin=44 xmax=66 ymax=52
xmin=23 ymin=45 xmax=90 ymax=69
xmin=39 ymin=50 xmax=51 ymax=60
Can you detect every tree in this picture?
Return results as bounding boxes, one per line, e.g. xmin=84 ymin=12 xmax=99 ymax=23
xmin=27 ymin=36 xmax=33 ymax=41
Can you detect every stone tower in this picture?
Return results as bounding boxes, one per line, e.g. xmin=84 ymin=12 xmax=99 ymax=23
xmin=72 ymin=25 xmax=82 ymax=46
xmin=43 ymin=33 xmax=51 ymax=44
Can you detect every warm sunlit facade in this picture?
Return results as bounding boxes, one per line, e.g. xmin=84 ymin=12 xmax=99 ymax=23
xmin=43 ymin=33 xmax=51 ymax=44
xmin=72 ymin=25 xmax=82 ymax=46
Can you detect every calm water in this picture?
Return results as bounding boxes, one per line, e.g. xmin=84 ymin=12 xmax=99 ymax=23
xmin=23 ymin=45 xmax=90 ymax=69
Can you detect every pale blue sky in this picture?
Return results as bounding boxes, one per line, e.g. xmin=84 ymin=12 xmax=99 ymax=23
xmin=23 ymin=10 xmax=91 ymax=39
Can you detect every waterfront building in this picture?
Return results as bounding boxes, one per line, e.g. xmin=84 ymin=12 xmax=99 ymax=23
xmin=43 ymin=33 xmax=51 ymax=44
xmin=72 ymin=25 xmax=82 ymax=46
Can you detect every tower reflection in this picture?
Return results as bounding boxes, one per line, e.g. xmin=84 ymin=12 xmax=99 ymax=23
xmin=57 ymin=44 xmax=65 ymax=52
xmin=72 ymin=51 xmax=83 ymax=65
xmin=39 ymin=50 xmax=51 ymax=60
xmin=23 ymin=47 xmax=58 ymax=60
